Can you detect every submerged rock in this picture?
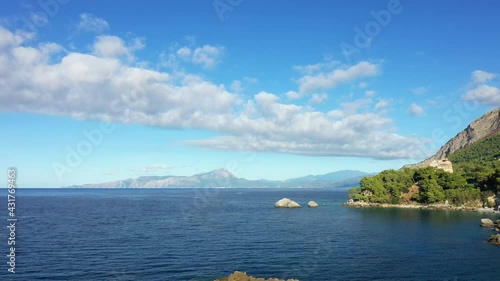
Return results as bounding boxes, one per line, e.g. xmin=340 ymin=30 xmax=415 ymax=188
xmin=488 ymin=234 xmax=500 ymax=246
xmin=275 ymin=198 xmax=301 ymax=208
xmin=481 ymin=218 xmax=495 ymax=227
xmin=215 ymin=271 xmax=299 ymax=281
xmin=308 ymin=201 xmax=319 ymax=208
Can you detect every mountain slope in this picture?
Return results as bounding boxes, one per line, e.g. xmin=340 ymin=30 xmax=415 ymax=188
xmin=405 ymin=107 xmax=500 ymax=168
xmin=448 ymin=133 xmax=500 ymax=164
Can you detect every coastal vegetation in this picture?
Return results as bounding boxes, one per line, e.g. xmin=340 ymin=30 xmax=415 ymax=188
xmin=349 ymin=133 xmax=500 ymax=207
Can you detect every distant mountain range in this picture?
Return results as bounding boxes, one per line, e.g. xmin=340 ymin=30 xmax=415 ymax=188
xmin=65 ymin=169 xmax=372 ymax=189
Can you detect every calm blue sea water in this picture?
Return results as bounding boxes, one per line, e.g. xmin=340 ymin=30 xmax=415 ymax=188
xmin=1 ymin=188 xmax=499 ymax=281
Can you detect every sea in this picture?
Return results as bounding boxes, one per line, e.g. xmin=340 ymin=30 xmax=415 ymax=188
xmin=1 ymin=188 xmax=499 ymax=281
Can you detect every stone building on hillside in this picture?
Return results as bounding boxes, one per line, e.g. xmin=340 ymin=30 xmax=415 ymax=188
xmin=429 ymin=159 xmax=453 ymax=173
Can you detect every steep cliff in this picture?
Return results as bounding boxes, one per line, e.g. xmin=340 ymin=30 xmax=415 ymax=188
xmin=405 ymin=107 xmax=500 ymax=169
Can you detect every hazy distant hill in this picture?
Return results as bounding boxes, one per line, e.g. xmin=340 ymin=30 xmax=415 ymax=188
xmin=66 ymin=169 xmax=369 ymax=189
xmin=285 ymin=170 xmax=370 ymax=183
xmin=281 ymin=170 xmax=372 ymax=188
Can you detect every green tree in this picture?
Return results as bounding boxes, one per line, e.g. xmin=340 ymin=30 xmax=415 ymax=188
xmin=359 ymin=175 xmax=390 ymax=203
xmin=417 ymin=178 xmax=445 ymax=204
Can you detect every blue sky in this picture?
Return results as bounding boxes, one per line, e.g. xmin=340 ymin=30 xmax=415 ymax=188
xmin=1 ymin=0 xmax=499 ymax=187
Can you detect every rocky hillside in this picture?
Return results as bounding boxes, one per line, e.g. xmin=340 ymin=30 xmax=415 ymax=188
xmin=405 ymin=107 xmax=500 ymax=168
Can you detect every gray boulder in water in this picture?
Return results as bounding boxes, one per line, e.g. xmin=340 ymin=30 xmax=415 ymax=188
xmin=275 ymin=198 xmax=301 ymax=208
xmin=481 ymin=218 xmax=495 ymax=227
xmin=308 ymin=201 xmax=319 ymax=208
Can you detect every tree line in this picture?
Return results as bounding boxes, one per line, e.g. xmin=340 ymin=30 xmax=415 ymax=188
xmin=349 ymin=134 xmax=500 ymax=206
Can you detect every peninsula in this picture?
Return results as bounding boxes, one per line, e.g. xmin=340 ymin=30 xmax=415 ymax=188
xmin=346 ymin=107 xmax=500 ymax=211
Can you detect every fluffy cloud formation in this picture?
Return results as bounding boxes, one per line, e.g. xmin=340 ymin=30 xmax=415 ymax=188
xmin=471 ymin=70 xmax=496 ymax=84
xmin=463 ymin=70 xmax=500 ymax=106
xmin=309 ymin=93 xmax=328 ymax=104
xmin=375 ymin=99 xmax=390 ymax=110
xmin=286 ymin=90 xmax=303 ymax=100
xmin=463 ymin=85 xmax=500 ymax=106
xmin=76 ymin=13 xmax=110 ymax=33
xmin=172 ymin=45 xmax=225 ymax=69
xmin=92 ymin=35 xmax=144 ymax=61
xmin=0 ymin=26 xmax=427 ymax=160
xmin=298 ymin=61 xmax=380 ymax=93
xmin=407 ymin=103 xmax=424 ymax=116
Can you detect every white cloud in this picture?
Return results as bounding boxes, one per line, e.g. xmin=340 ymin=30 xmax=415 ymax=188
xmin=130 ymin=37 xmax=145 ymax=50
xmin=309 ymin=93 xmax=328 ymax=104
xmin=160 ymin=52 xmax=179 ymax=69
xmin=375 ymin=99 xmax=390 ymax=110
xmin=359 ymin=82 xmax=368 ymax=89
xmin=407 ymin=103 xmax=424 ymax=116
xmin=286 ymin=90 xmax=303 ymax=100
xmin=76 ymin=13 xmax=109 ymax=33
xmin=365 ymin=90 xmax=376 ymax=97
xmin=92 ymin=35 xmax=143 ymax=60
xmin=185 ymin=105 xmax=429 ymax=159
xmin=176 ymin=47 xmax=191 ymax=58
xmin=411 ymin=85 xmax=431 ymax=95
xmin=0 ymin=26 xmax=427 ymax=160
xmin=93 ymin=35 xmax=128 ymax=57
xmin=192 ymin=45 xmax=225 ymax=69
xmin=172 ymin=44 xmax=225 ymax=69
xmin=30 ymin=12 xmax=49 ymax=27
xmin=472 ymin=70 xmax=496 ymax=84
xmin=0 ymin=26 xmax=33 ymax=47
xmin=298 ymin=61 xmax=380 ymax=93
xmin=462 ymin=84 xmax=500 ymax=106
xmin=462 ymin=70 xmax=500 ymax=106
xmin=231 ymin=80 xmax=243 ymax=93
xmin=341 ymin=98 xmax=372 ymax=115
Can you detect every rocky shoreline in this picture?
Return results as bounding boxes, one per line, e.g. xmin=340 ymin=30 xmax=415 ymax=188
xmin=344 ymin=201 xmax=500 ymax=246
xmin=343 ymin=200 xmax=500 ymax=213
xmin=215 ymin=271 xmax=299 ymax=281
xmin=480 ymin=218 xmax=500 ymax=246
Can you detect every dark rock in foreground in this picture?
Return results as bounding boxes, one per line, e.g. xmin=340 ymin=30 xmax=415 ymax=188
xmin=215 ymin=271 xmax=299 ymax=281
xmin=488 ymin=234 xmax=500 ymax=246
xmin=479 ymin=218 xmax=500 ymax=246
